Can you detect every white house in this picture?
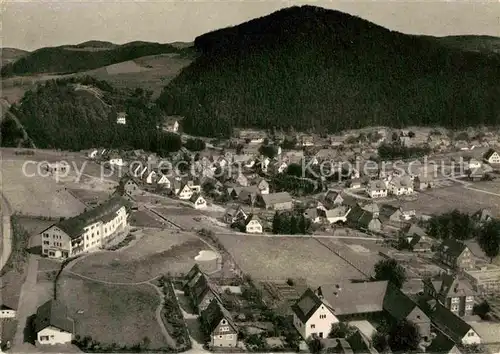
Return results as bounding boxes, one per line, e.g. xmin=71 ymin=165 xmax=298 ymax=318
xmin=292 ymin=288 xmax=339 ymax=340
xmin=145 ymin=170 xmax=157 ymax=184
xmin=483 ymin=149 xmax=500 ymax=165
xmin=35 ymin=300 xmax=73 ymax=345
xmin=366 ymin=180 xmax=388 ymax=198
xmin=276 ymin=161 xmax=289 ymax=174
xmin=87 ymin=149 xmax=98 ymax=159
xmin=244 ymin=214 xmax=263 ymax=234
xmin=388 ymin=176 xmax=414 ymax=196
xmin=116 ymin=112 xmax=127 ymax=125
xmin=0 ymin=305 xmax=16 ymax=318
xmin=466 ymin=158 xmax=482 ymax=171
xmin=157 ymin=174 xmax=171 ymax=186
xmin=40 ymin=196 xmax=128 ymax=259
xmin=190 ymin=193 xmax=207 ymax=209
xmin=256 ymin=178 xmax=270 ymax=195
xmin=109 ymin=154 xmax=124 ymax=167
xmin=323 ymin=206 xmax=350 ymax=224
xmin=177 ymin=184 xmax=193 ymax=200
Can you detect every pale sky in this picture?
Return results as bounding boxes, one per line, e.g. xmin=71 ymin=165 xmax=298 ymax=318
xmin=2 ymin=1 xmax=500 ymax=51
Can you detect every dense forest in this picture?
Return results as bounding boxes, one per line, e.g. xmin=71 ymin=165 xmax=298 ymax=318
xmin=157 ymin=5 xmax=500 ymax=137
xmin=7 ymin=76 xmax=181 ymax=154
xmin=1 ymin=42 xmax=183 ymax=77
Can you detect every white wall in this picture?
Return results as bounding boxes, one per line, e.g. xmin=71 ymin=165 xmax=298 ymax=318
xmin=0 ymin=309 xmax=16 ymax=318
xmin=462 ymin=329 xmax=481 ymax=345
xmin=41 ymin=227 xmax=71 ymax=258
xmin=294 ymin=305 xmax=338 ymax=340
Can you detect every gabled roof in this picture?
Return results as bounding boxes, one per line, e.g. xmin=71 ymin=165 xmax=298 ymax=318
xmin=201 ymin=299 xmax=237 ymax=334
xmin=426 ymin=330 xmax=459 ymax=354
xmin=483 ymin=148 xmax=498 ymax=160
xmin=382 ymin=283 xmax=422 ymax=321
xmin=322 ymin=281 xmax=389 ymax=316
xmin=437 ymin=274 xmax=476 ymax=298
xmin=191 ymin=273 xmax=220 ymax=307
xmin=403 ymin=224 xmax=428 ymax=238
xmin=346 ymin=205 xmax=378 ymax=228
xmin=464 ymin=240 xmax=488 ymax=260
xmin=244 ymin=213 xmax=261 ymax=226
xmin=35 ymin=300 xmax=73 ymax=334
xmin=426 ymin=302 xmax=474 ymax=343
xmin=438 ymin=239 xmax=468 ymax=259
xmin=368 ymin=180 xmax=387 ymax=191
xmin=261 ymin=192 xmax=292 ymax=206
xmin=189 ymin=192 xmax=204 ymax=203
xmin=45 ymin=196 xmax=128 ymax=240
xmin=291 ymin=288 xmax=329 ymax=323
xmin=325 ymin=206 xmax=350 ymax=218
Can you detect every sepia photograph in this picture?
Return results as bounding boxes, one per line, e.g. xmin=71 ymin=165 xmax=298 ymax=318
xmin=1 ymin=1 xmax=500 ymax=353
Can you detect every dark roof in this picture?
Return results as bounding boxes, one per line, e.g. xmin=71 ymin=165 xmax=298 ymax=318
xmin=382 ymin=283 xmax=419 ymax=321
xmin=403 ymin=224 xmax=428 ymax=238
xmin=340 ymin=193 xmax=359 ymax=208
xmin=47 ymin=196 xmax=128 ymax=239
xmin=346 ymin=205 xmax=377 ymax=229
xmin=184 ymin=264 xmax=202 ymax=284
xmin=463 ymin=240 xmax=488 ymax=260
xmin=438 ymin=239 xmax=468 ymax=259
xmin=437 ymin=274 xmax=476 ymax=298
xmin=201 ymin=300 xmax=237 ymax=334
xmin=425 ymin=302 xmax=473 ymax=343
xmin=483 ymin=148 xmax=498 ymax=160
xmin=191 ymin=274 xmax=220 ymax=306
xmin=426 ymin=330 xmax=458 ymax=354
xmin=378 ymin=204 xmax=399 ymax=222
xmin=189 ymin=192 xmax=203 ymax=203
xmin=0 ymin=304 xmax=15 ymax=311
xmin=291 ymin=288 xmax=325 ymax=322
xmin=35 ymin=300 xmax=73 ymax=334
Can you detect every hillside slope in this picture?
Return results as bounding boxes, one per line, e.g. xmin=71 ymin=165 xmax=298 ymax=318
xmin=1 ymin=41 xmax=183 ymax=77
xmin=0 ymin=48 xmax=29 ymax=66
xmin=435 ymin=35 xmax=500 ymax=54
xmin=157 ymin=5 xmax=500 ymax=137
xmin=6 ymin=76 xmax=181 ymax=153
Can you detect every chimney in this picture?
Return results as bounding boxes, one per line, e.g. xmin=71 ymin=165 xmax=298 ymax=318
xmin=316 ymin=286 xmax=323 ymax=299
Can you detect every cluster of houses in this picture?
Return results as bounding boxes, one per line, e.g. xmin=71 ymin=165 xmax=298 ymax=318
xmin=291 ymin=275 xmax=482 ymax=353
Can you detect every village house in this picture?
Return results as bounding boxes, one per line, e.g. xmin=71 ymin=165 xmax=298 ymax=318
xmin=291 ymin=288 xmax=339 ymax=340
xmin=145 ymin=170 xmax=157 ymax=184
xmin=324 ymin=190 xmax=344 ymax=206
xmin=224 ymin=205 xmax=247 ymax=224
xmin=437 ymin=239 xmax=476 ymax=270
xmin=425 ymin=331 xmax=462 ymax=354
xmin=472 ymin=209 xmax=493 ymax=225
xmin=467 ymin=168 xmax=485 ymax=182
xmin=301 ymin=135 xmax=315 ymax=147
xmin=466 ymin=158 xmax=482 ymax=171
xmin=35 ymin=300 xmax=74 ymax=345
xmin=238 ymin=186 xmax=260 ymax=206
xmin=234 ymin=173 xmax=249 ymax=187
xmin=414 ymin=174 xmax=435 ymax=190
xmin=108 ymin=153 xmax=124 ymax=166
xmin=361 ymin=203 xmax=379 ymax=218
xmin=366 ymin=180 xmax=388 ymax=198
xmin=87 ymin=148 xmax=98 ymax=159
xmin=424 ymin=300 xmax=481 ymax=346
xmin=177 ymin=183 xmax=194 ymax=200
xmin=346 ymin=205 xmax=381 ymax=232
xmin=164 ymin=117 xmax=180 ymax=133
xmin=402 ymin=224 xmax=433 ymax=252
xmin=423 ymin=274 xmax=476 ymax=317
xmin=0 ymin=304 xmax=16 ymax=318
xmin=116 ymin=111 xmax=127 ymax=125
xmin=300 ymin=282 xmax=432 ymax=341
xmin=259 ymin=192 xmax=293 ymax=211
xmin=190 ymin=193 xmax=207 ymax=209
xmin=346 ymin=178 xmax=362 ymax=189
xmin=182 ymin=177 xmax=202 ymax=193
xmin=304 ymin=208 xmax=321 ymax=224
xmin=483 ymin=149 xmax=500 ymax=164
xmin=388 ymin=176 xmax=414 ymax=196
xmin=185 ymin=271 xmax=221 ymax=313
xmin=244 ymin=214 xmax=263 ymax=234
xmin=200 ymin=299 xmax=238 ymax=348
xmin=320 ymin=206 xmax=350 ymax=224
xmin=39 ymin=196 xmax=128 ymax=259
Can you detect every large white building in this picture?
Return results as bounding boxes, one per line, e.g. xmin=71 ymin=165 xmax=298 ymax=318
xmin=40 ymin=197 xmax=128 ymax=259
xmin=366 ymin=180 xmax=388 ymax=198
xmin=291 ymin=288 xmax=339 ymax=340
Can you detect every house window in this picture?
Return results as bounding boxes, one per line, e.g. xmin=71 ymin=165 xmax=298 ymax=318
xmin=319 ymin=314 xmax=326 ymax=319
xmin=466 ymin=296 xmax=474 ymax=302
xmin=451 ymin=297 xmax=460 ymax=304
xmin=466 ymin=304 xmax=473 ymax=310
xmin=468 ymin=332 xmax=475 ymax=337
xmin=311 ymin=324 xmax=315 ymax=329
xmin=451 ymin=305 xmax=459 ymax=311
xmin=40 ymin=336 xmax=49 ymax=341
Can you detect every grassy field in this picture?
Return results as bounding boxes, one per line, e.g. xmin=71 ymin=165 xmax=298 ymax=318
xmin=0 ymin=159 xmax=86 ymax=217
xmin=57 ymin=273 xmax=169 ymax=349
xmin=393 ymin=184 xmax=500 ymax=217
xmin=69 ymin=229 xmax=211 ymax=282
xmin=214 ymin=234 xmax=366 ymax=287
xmin=129 ymin=210 xmax=170 ymax=229
xmin=67 ymin=188 xmax=113 ymax=206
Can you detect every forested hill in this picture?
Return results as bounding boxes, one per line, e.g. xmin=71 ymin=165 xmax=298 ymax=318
xmin=0 ymin=41 xmax=182 ymax=77
xmin=157 ymin=5 xmax=500 ymax=138
xmin=6 ymin=76 xmax=181 ymax=154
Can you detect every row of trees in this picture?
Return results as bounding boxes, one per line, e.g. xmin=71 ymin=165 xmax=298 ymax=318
xmin=426 ymin=209 xmax=500 ymax=261
xmin=377 ymin=142 xmax=431 ymax=160
xmin=272 ymin=211 xmax=312 ymax=235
